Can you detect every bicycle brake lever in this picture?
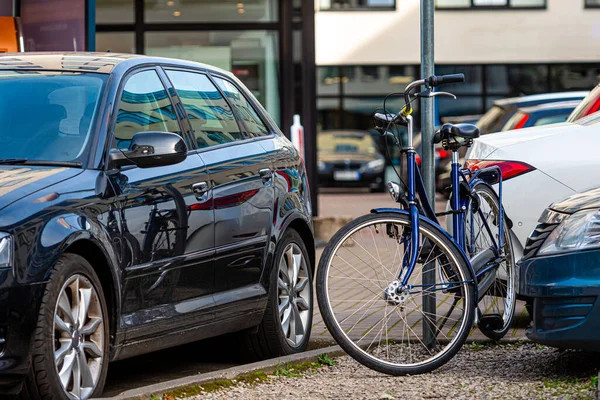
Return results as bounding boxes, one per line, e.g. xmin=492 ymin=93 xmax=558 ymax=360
xmin=416 ymin=90 xmax=457 ymax=99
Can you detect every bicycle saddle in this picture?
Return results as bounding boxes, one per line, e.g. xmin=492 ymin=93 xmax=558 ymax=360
xmin=434 ymin=123 xmax=480 ymax=143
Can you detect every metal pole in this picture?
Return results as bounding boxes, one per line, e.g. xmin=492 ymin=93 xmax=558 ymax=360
xmin=421 ymin=0 xmax=436 ymax=348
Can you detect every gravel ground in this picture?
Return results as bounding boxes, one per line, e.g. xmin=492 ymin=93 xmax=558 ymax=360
xmin=184 ymin=343 xmax=599 ymax=400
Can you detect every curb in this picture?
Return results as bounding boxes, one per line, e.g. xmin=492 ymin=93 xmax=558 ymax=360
xmin=96 ymin=345 xmax=344 ymax=400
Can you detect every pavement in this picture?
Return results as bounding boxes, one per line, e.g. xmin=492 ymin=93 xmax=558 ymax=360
xmin=102 ymin=188 xmax=529 ymax=397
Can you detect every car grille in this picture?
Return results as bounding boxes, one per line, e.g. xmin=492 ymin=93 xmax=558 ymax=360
xmin=534 ymin=296 xmax=596 ymax=332
xmin=522 ymin=222 xmax=559 ymax=259
xmin=332 ymin=161 xmax=364 ymax=170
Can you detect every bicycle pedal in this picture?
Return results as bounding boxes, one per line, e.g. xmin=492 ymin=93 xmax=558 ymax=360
xmin=479 ymin=314 xmax=504 ymax=331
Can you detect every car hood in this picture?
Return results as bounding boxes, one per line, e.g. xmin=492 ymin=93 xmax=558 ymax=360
xmin=0 ymin=165 xmax=82 ymax=212
xmin=550 ymin=186 xmax=600 ymax=214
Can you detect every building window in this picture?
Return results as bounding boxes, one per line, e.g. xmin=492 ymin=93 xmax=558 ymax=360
xmin=319 ymin=0 xmax=396 ymax=11
xmin=586 ymin=0 xmax=600 ymax=7
xmin=436 ymin=0 xmax=545 ymax=9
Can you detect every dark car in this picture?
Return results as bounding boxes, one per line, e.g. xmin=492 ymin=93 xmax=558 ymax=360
xmin=317 ymin=130 xmax=386 ymax=192
xmin=501 ymin=100 xmax=580 ymax=131
xmin=519 ymin=186 xmax=600 ymax=351
xmin=0 ymin=53 xmax=315 ymax=399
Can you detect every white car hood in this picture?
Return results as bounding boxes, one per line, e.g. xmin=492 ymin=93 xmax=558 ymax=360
xmin=467 ymin=122 xmax=600 ymax=192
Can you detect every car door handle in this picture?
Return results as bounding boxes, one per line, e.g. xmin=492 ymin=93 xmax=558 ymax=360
xmin=192 ymin=182 xmax=209 ymax=200
xmin=259 ymin=168 xmax=273 ymax=183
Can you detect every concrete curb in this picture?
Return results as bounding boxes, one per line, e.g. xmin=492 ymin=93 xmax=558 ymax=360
xmin=96 ymin=345 xmax=344 ymax=400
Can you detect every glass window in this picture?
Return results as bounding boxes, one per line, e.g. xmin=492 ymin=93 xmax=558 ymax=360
xmin=319 ymin=0 xmax=396 ymax=10
xmin=435 ymin=65 xmax=482 ymax=94
xmin=533 ymin=114 xmax=570 ymax=126
xmin=0 ymin=72 xmax=107 ymax=162
xmin=145 ymin=30 xmax=279 ymax=125
xmin=437 ymin=0 xmax=544 ymax=7
xmin=166 ymin=70 xmax=243 ymax=148
xmin=437 ymin=97 xmax=483 ymax=120
xmin=145 ymin=0 xmax=278 ymax=23
xmin=486 ymin=65 xmax=548 ymax=96
xmin=96 ymin=0 xmax=134 ymax=23
xmin=587 ymin=0 xmax=600 ymax=7
xmin=114 ymin=70 xmax=181 ymax=150
xmin=550 ymin=64 xmax=600 ymax=91
xmin=95 ymin=32 xmax=135 ymax=54
xmin=213 ymin=77 xmax=270 ymax=138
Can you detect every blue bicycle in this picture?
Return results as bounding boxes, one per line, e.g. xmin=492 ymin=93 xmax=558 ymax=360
xmin=316 ymin=74 xmax=516 ymax=375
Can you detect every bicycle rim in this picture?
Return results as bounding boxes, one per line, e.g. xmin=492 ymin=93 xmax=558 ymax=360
xmin=466 ymin=184 xmax=516 ymax=336
xmin=318 ymin=213 xmax=474 ymax=375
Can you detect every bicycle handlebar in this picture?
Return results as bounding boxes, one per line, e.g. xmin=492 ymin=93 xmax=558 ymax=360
xmin=426 ymin=74 xmax=465 ymax=87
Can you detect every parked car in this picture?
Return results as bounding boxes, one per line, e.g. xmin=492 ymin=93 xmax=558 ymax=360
xmin=0 ymin=53 xmax=315 ymax=399
xmin=567 ymin=83 xmax=600 ymax=122
xmin=317 ymin=130 xmax=386 ymax=192
xmin=518 ymin=186 xmax=600 ymax=351
xmin=465 ymin=117 xmax=600 ymax=262
xmin=501 ymin=100 xmax=580 ymax=132
xmin=436 ymin=92 xmax=588 ymax=195
xmin=477 ymin=91 xmax=588 ymax=135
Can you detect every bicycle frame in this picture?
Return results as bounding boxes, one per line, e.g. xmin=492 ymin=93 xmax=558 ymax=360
xmin=396 ymin=115 xmax=506 ymax=296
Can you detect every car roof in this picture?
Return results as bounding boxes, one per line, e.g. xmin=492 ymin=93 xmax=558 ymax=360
xmin=0 ymin=52 xmax=233 ymax=76
xmin=494 ymin=91 xmax=589 ymax=107
xmin=517 ymin=100 xmax=582 ymax=114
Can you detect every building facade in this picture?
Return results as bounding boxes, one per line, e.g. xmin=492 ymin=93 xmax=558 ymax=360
xmin=316 ymin=0 xmax=600 ymax=130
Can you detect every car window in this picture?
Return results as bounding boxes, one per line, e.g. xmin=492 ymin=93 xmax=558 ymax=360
xmin=113 ymin=70 xmax=181 ymax=150
xmin=165 ymin=70 xmax=243 ymax=149
xmin=476 ymin=105 xmax=507 ymax=134
xmin=0 ymin=71 xmax=106 ymax=162
xmin=318 ymin=132 xmax=377 ymax=155
xmin=213 ymin=77 xmax=270 ymax=138
xmin=533 ymin=113 xmax=570 ymax=126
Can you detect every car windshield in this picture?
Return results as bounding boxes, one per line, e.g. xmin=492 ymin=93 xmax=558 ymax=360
xmin=567 ymin=85 xmax=600 ymax=122
xmin=0 ymin=71 xmax=107 ymax=164
xmin=318 ymin=132 xmax=377 ymax=155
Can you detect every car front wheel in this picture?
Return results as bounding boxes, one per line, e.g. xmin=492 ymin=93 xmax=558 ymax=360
xmin=23 ymin=254 xmax=109 ymax=400
xmin=242 ymin=229 xmax=313 ymax=360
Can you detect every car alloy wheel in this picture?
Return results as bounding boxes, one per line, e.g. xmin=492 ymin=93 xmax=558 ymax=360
xmin=277 ymin=242 xmax=311 ymax=347
xmin=53 ymin=274 xmax=105 ymax=400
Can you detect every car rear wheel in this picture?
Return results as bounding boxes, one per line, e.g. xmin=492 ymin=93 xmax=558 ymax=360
xmin=22 ymin=254 xmax=109 ymax=400
xmin=241 ymin=229 xmax=313 ymax=360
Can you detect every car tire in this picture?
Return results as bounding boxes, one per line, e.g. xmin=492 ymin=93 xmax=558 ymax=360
xmin=22 ymin=254 xmax=110 ymax=400
xmin=241 ymin=229 xmax=313 ymax=360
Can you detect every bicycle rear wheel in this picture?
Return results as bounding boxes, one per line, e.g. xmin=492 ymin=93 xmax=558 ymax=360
xmin=316 ymin=212 xmax=475 ymax=376
xmin=465 ymin=183 xmax=516 ymax=340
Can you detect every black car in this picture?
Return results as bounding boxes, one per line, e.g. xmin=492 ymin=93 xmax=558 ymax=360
xmin=317 ymin=130 xmax=386 ymax=192
xmin=0 ymin=53 xmax=315 ymax=399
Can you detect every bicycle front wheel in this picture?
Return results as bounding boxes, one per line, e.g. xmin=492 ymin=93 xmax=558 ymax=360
xmin=316 ymin=212 xmax=475 ymax=376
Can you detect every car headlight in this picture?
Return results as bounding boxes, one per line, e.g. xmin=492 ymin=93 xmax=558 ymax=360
xmin=363 ymin=159 xmax=385 ymax=173
xmin=537 ymin=208 xmax=569 ymax=225
xmin=0 ymin=233 xmax=12 ymax=269
xmin=538 ymin=209 xmax=600 ymax=255
xmin=318 ymin=161 xmax=326 ymax=172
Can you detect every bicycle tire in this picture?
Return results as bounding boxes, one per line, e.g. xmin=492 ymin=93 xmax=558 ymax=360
xmin=465 ymin=183 xmax=516 ymax=340
xmin=316 ymin=212 xmax=475 ymax=376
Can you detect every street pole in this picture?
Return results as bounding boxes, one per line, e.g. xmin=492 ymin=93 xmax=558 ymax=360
xmin=421 ymin=0 xmax=436 ymax=348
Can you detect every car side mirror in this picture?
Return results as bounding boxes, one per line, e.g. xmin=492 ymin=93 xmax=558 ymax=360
xmin=110 ymin=132 xmax=187 ymax=169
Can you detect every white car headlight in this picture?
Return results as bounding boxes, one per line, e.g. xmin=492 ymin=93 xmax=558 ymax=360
xmin=363 ymin=159 xmax=385 ymax=172
xmin=0 ymin=233 xmax=12 ymax=269
xmin=538 ymin=209 xmax=600 ymax=255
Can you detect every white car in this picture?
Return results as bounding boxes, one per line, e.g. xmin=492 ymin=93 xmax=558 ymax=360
xmin=465 ymin=116 xmax=600 ymax=261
